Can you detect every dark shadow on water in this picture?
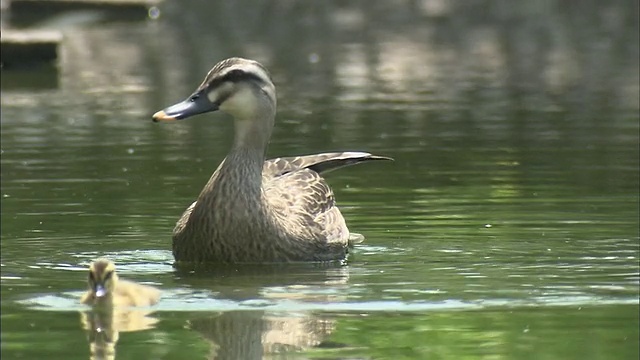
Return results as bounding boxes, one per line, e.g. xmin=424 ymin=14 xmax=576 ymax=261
xmin=0 ymin=63 xmax=59 ymax=89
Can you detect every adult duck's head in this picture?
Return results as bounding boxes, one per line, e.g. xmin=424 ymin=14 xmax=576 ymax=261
xmin=152 ymin=57 xmax=277 ymax=125
xmin=87 ymin=259 xmax=118 ymax=299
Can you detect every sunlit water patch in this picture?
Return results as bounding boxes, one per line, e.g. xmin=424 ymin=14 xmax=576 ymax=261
xmin=19 ymin=290 xmax=639 ymax=313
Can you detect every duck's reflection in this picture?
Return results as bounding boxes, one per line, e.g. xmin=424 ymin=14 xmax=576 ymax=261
xmin=188 ymin=311 xmax=335 ymax=359
xmin=176 ymin=263 xmax=349 ymax=359
xmin=173 ymin=262 xmax=350 ymax=299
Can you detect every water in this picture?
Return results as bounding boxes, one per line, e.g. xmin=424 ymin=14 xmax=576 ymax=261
xmin=1 ymin=1 xmax=639 ymax=359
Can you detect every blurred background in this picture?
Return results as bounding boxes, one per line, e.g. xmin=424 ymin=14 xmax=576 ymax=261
xmin=1 ymin=1 xmax=639 ymax=359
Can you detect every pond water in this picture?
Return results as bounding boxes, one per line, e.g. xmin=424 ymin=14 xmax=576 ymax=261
xmin=1 ymin=1 xmax=639 ymax=359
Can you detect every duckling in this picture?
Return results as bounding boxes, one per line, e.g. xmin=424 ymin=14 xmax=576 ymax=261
xmin=80 ymin=259 xmax=160 ymax=307
xmin=152 ymin=57 xmax=392 ymax=263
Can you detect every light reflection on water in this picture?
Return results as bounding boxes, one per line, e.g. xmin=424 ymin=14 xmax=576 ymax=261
xmin=21 ymin=291 xmax=639 ymax=314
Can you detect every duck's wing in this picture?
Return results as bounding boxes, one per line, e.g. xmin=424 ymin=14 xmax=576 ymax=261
xmin=263 ymin=152 xmax=391 ymax=250
xmin=264 ymin=168 xmax=349 ymax=248
xmin=263 ymin=151 xmax=392 ymax=179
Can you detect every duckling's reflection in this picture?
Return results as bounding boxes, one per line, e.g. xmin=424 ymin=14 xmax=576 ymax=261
xmin=79 ymin=259 xmax=161 ymax=360
xmin=176 ymin=263 xmax=349 ymax=359
xmin=81 ymin=310 xmax=118 ymax=360
xmin=80 ymin=307 xmax=159 ymax=360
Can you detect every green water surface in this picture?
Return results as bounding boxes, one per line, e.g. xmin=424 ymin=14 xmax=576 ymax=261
xmin=1 ymin=1 xmax=638 ymax=359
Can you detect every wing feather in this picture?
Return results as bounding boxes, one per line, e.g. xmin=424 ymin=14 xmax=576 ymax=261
xmin=263 ymin=152 xmax=392 ymax=178
xmin=260 ymin=152 xmax=391 ymax=246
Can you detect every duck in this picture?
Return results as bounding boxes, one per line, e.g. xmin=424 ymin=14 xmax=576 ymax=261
xmin=152 ymin=57 xmax=392 ymax=264
xmin=80 ymin=259 xmax=160 ymax=307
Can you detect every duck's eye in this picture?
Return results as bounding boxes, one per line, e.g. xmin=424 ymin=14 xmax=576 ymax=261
xmin=88 ymin=272 xmax=95 ymax=282
xmin=104 ymin=271 xmax=113 ymax=281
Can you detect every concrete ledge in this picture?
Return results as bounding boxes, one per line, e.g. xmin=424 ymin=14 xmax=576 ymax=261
xmin=9 ymin=0 xmax=161 ymax=20
xmin=1 ymin=30 xmax=63 ymax=67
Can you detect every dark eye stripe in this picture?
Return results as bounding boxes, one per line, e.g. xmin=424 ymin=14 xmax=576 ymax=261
xmin=219 ymin=69 xmax=266 ymax=86
xmin=104 ymin=271 xmax=113 ymax=280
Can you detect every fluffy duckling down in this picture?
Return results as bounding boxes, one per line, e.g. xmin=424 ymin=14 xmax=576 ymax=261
xmin=81 ymin=259 xmax=160 ymax=307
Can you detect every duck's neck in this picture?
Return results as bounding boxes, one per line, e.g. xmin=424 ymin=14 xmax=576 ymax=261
xmin=198 ymin=112 xmax=275 ymax=210
xmin=232 ymin=114 xmax=273 ymax=154
xmin=219 ymin=145 xmax=265 ymax=195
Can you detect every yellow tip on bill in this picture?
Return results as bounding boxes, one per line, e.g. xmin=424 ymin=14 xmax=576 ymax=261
xmin=152 ymin=110 xmax=176 ymax=122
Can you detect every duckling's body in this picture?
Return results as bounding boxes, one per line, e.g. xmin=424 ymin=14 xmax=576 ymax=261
xmin=81 ymin=259 xmax=160 ymax=307
xmin=153 ymin=57 xmax=392 ymax=264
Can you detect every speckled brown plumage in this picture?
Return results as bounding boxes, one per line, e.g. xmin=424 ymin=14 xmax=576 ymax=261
xmin=153 ymin=58 xmax=392 ymax=264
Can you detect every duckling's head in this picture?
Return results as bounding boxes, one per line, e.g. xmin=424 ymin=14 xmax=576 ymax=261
xmin=153 ymin=57 xmax=276 ymax=123
xmin=87 ymin=259 xmax=118 ymax=298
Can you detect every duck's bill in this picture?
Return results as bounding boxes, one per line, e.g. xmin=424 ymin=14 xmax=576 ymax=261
xmin=95 ymin=285 xmax=107 ymax=298
xmin=152 ymin=94 xmax=219 ymax=122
